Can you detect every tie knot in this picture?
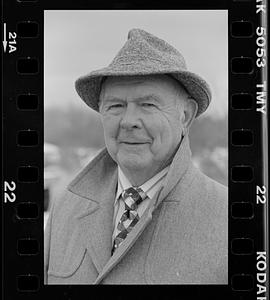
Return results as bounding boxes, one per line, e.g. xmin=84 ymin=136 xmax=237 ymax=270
xmin=122 ymin=187 xmax=147 ymax=209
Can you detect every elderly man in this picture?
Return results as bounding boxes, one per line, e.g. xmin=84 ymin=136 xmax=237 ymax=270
xmin=44 ymin=29 xmax=227 ymax=284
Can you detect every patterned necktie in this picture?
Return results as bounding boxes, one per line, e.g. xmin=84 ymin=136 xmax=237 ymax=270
xmin=112 ymin=187 xmax=147 ymax=255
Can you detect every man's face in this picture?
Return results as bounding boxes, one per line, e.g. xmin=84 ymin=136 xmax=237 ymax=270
xmin=99 ymin=75 xmax=191 ymax=179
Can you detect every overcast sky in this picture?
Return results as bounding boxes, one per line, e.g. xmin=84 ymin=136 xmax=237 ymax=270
xmin=44 ymin=10 xmax=228 ymax=118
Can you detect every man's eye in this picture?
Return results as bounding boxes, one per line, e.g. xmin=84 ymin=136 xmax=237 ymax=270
xmin=108 ymin=104 xmax=124 ymax=109
xmin=141 ymin=103 xmax=155 ymax=107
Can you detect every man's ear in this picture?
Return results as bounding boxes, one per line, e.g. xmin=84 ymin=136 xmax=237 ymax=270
xmin=182 ymin=97 xmax=198 ymax=131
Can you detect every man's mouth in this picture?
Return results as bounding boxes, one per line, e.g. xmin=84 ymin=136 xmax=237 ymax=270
xmin=121 ymin=142 xmax=146 ymax=145
xmin=120 ymin=140 xmax=150 ymax=145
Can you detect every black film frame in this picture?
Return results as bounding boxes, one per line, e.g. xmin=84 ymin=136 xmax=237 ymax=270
xmin=2 ymin=0 xmax=268 ymax=299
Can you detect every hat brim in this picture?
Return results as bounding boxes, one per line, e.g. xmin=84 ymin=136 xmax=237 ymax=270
xmin=75 ymin=67 xmax=211 ymax=117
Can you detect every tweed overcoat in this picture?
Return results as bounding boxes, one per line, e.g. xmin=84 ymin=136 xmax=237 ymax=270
xmin=44 ymin=136 xmax=228 ymax=284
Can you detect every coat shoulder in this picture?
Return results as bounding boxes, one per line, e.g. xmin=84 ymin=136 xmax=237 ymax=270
xmin=192 ymin=166 xmax=228 ymax=205
xmin=151 ymin=166 xmax=228 ymax=284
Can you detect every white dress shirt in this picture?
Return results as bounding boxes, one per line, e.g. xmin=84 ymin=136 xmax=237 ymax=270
xmin=112 ymin=166 xmax=169 ymax=245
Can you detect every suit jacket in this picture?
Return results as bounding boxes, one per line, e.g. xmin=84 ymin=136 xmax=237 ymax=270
xmin=44 ymin=135 xmax=228 ymax=284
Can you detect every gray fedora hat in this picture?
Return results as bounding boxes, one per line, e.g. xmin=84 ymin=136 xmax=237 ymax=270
xmin=75 ymin=28 xmax=211 ymax=117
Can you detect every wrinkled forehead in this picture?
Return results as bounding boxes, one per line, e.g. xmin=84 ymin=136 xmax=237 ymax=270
xmin=99 ymin=74 xmax=188 ymax=102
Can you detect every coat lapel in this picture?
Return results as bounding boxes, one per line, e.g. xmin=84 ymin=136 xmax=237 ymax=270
xmin=67 ymin=149 xmax=118 ymax=273
xmin=155 ymin=134 xmax=192 ymax=208
xmin=75 ymin=186 xmax=116 ymax=274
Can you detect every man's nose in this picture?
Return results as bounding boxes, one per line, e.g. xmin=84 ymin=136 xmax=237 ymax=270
xmin=120 ymin=103 xmax=141 ymax=130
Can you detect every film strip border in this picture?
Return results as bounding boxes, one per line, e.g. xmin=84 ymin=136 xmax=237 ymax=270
xmin=2 ymin=0 xmax=268 ymax=299
xmin=2 ymin=0 xmax=44 ymax=298
xmin=230 ymin=1 xmax=268 ymax=299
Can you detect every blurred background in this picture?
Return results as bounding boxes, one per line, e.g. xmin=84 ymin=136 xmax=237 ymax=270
xmin=44 ymin=10 xmax=228 ymax=228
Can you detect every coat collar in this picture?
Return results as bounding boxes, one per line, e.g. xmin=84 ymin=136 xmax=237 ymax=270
xmin=67 ymin=149 xmax=118 ymax=204
xmin=66 ymin=134 xmax=192 ymax=281
xmin=156 ymin=134 xmax=192 ymax=207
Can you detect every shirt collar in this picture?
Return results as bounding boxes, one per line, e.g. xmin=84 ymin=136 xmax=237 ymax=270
xmin=115 ymin=165 xmax=170 ymax=205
